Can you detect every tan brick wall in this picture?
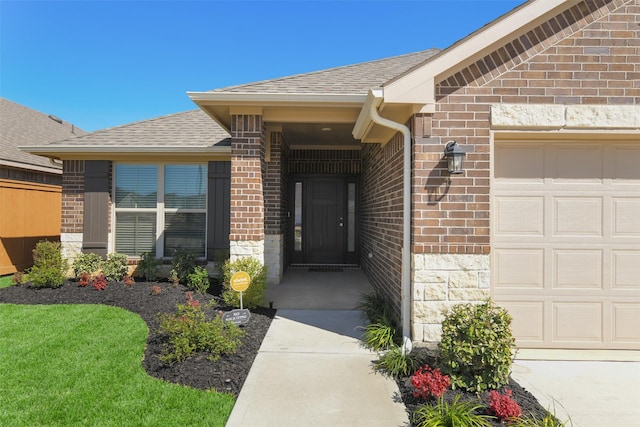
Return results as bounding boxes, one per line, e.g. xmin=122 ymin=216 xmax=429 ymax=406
xmin=361 ymin=133 xmax=404 ymax=313
xmin=412 ymin=0 xmax=636 ymax=256
xmin=230 ymin=115 xmax=266 ymax=242
xmin=61 ymin=160 xmax=84 ymax=234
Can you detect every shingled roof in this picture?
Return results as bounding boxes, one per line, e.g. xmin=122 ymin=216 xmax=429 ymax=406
xmin=214 ymin=48 xmax=440 ymax=94
xmin=25 ymin=49 xmax=440 ymax=154
xmin=35 ymin=109 xmax=230 ymax=150
xmin=0 ymin=98 xmax=86 ymax=171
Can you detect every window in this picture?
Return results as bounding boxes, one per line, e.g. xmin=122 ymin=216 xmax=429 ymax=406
xmin=114 ymin=164 xmax=207 ymax=258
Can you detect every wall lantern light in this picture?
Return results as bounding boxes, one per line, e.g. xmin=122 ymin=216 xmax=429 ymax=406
xmin=444 ymin=140 xmax=465 ymax=174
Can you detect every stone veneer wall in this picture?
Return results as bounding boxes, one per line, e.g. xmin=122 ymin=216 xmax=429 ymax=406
xmin=412 ymin=254 xmax=490 ymax=344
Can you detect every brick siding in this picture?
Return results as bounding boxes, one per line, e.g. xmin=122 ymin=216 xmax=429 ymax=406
xmin=61 ymin=160 xmax=84 ymax=233
xmin=412 ymin=0 xmax=636 ymax=255
xmin=288 ymin=149 xmax=361 ymax=174
xmin=361 ymin=133 xmax=405 ymax=312
xmin=230 ymin=115 xmax=266 ymax=241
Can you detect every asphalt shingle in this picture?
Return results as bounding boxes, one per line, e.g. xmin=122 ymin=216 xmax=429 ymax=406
xmin=214 ymin=49 xmax=440 ymax=94
xmin=40 ymin=109 xmax=230 ymax=149
xmin=0 ymin=98 xmax=86 ymax=169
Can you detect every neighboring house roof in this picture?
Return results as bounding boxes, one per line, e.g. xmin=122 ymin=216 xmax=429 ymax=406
xmin=214 ymin=49 xmax=440 ymax=95
xmin=24 ymin=109 xmax=231 ymax=158
xmin=0 ymin=98 xmax=86 ymax=173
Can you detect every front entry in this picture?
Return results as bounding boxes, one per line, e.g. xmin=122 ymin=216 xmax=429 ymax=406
xmin=289 ymin=175 xmax=358 ymax=265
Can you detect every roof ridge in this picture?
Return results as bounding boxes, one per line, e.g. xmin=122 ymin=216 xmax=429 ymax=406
xmin=213 ymin=48 xmax=440 ymax=93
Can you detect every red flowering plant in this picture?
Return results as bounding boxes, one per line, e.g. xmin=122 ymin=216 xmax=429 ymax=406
xmin=92 ymin=273 xmax=107 ymax=291
xmin=77 ymin=272 xmax=91 ymax=287
xmin=411 ymin=364 xmax=451 ymax=400
xmin=488 ymin=389 xmax=522 ymax=422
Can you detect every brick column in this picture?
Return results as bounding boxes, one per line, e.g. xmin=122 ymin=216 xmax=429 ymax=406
xmin=60 ymin=160 xmax=85 ymax=262
xmin=229 ymin=114 xmax=266 ymax=264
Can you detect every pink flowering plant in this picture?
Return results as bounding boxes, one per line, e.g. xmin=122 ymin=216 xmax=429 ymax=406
xmin=411 ymin=364 xmax=451 ymax=400
xmin=489 ymin=389 xmax=522 ymax=422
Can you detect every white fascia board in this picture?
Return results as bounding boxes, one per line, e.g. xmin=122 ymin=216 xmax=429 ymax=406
xmin=188 ymin=91 xmax=367 ymax=107
xmin=20 ymin=145 xmax=232 ymax=155
xmin=0 ymin=159 xmax=61 ymax=174
xmin=352 ymin=89 xmax=384 ymax=140
xmin=384 ymin=0 xmax=574 ymax=104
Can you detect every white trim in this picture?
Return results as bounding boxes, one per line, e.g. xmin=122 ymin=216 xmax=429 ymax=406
xmin=20 ymin=145 xmax=231 ymax=155
xmin=0 ymin=159 xmax=61 ymax=174
xmin=188 ymin=91 xmax=366 ymax=107
xmin=383 ymin=0 xmax=577 ymax=105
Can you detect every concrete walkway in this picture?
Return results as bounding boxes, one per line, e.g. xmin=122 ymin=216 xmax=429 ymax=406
xmin=512 ymin=358 xmax=640 ymax=427
xmin=226 ymin=268 xmax=409 ymax=426
xmin=225 ymin=309 xmax=409 ymax=427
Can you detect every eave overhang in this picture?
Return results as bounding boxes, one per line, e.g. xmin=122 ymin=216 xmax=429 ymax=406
xmin=0 ymin=159 xmax=61 ymax=175
xmin=19 ymin=145 xmax=232 ymax=161
xmin=187 ymin=91 xmax=368 ymax=132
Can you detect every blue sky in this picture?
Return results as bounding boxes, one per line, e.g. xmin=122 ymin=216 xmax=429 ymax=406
xmin=1 ymin=1 xmax=523 ymax=132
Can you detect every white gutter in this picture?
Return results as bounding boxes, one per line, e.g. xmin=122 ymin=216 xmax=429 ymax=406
xmin=188 ymin=91 xmax=367 ymax=106
xmin=20 ymin=145 xmax=232 ymax=154
xmin=358 ymin=89 xmax=412 ymax=354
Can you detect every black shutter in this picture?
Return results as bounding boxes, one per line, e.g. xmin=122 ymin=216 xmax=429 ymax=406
xmin=207 ymin=161 xmax=231 ymax=260
xmin=83 ymin=160 xmax=110 ymax=257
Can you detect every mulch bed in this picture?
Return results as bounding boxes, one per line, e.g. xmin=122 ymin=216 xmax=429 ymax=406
xmin=395 ymin=347 xmax=553 ymax=426
xmin=0 ymin=279 xmax=275 ymax=396
xmin=1 ymin=279 xmax=552 ymax=425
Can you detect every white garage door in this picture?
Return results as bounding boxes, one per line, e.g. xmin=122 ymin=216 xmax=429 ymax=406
xmin=492 ymin=138 xmax=640 ymax=349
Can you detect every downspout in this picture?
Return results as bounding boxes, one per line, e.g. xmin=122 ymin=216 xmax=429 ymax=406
xmin=367 ymin=102 xmax=413 ymax=355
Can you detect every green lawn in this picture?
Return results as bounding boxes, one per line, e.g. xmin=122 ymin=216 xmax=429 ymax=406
xmin=0 ymin=275 xmax=13 ymax=288
xmin=0 ymin=304 xmax=235 ymax=426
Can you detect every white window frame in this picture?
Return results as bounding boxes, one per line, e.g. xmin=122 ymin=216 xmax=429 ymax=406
xmin=113 ymin=162 xmax=208 ymax=259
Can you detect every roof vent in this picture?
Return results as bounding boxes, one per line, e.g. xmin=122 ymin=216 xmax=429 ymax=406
xmin=48 ymin=114 xmax=63 ymax=124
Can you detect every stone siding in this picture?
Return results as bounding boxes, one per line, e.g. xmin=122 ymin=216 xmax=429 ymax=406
xmin=412 ymin=253 xmax=490 ymax=344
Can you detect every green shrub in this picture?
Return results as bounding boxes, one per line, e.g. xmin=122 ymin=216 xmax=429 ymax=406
xmin=159 ymin=293 xmax=245 ymax=364
xmin=373 ymin=345 xmax=420 ymax=378
xmin=28 ymin=240 xmax=67 ymax=288
xmin=188 ymin=266 xmax=210 ymax=294
xmin=137 ymin=252 xmax=159 ymax=281
xmin=438 ymin=300 xmax=515 ymax=393
xmin=357 ymin=292 xmax=401 ymax=342
xmin=72 ymin=252 xmax=103 ymax=278
xmin=361 ymin=323 xmax=396 ymax=352
xmin=413 ymin=395 xmax=492 ymax=427
xmin=512 ymin=407 xmax=572 ymax=427
xmin=222 ymin=257 xmax=267 ymax=309
xmin=102 ymin=253 xmax=128 ymax=282
xmin=171 ymin=248 xmax=198 ymax=284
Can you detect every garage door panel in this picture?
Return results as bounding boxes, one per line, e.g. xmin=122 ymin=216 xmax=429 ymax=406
xmin=553 ymin=302 xmax=603 ymax=343
xmin=494 ymin=249 xmax=544 ymax=289
xmin=553 ymin=197 xmax=603 ymax=236
xmin=552 ymin=145 xmax=603 ymax=182
xmin=493 ymin=138 xmax=640 ymax=350
xmin=612 ymin=198 xmax=640 ymax=236
xmin=611 ymin=303 xmax=640 ymax=343
xmin=612 ymin=250 xmax=640 ymax=289
xmin=553 ymin=249 xmax=603 ymax=290
xmin=494 ymin=144 xmax=544 ymax=181
xmin=495 ymin=196 xmax=544 ymax=235
xmin=613 ymin=146 xmax=640 ymax=180
xmin=501 ymin=301 xmax=545 ymax=344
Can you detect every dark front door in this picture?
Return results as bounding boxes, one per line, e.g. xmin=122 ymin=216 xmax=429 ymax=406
xmin=290 ymin=176 xmax=358 ymax=265
xmin=308 ymin=178 xmax=344 ymax=263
